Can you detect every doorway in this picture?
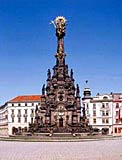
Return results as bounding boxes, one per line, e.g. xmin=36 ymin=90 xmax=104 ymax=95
xmin=102 ymin=128 xmax=109 ymax=135
xmin=59 ymin=118 xmax=63 ymax=127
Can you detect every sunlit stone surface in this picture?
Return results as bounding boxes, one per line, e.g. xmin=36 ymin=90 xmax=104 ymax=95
xmin=0 ymin=139 xmax=122 ymax=160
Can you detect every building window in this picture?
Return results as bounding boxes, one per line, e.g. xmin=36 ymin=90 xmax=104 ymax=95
xmin=18 ymin=117 xmax=21 ymax=123
xmin=87 ymin=103 xmax=89 ymax=109
xmin=93 ymin=118 xmax=96 ymax=124
xmin=25 ymin=117 xmax=27 ymax=123
xmin=18 ymin=103 xmax=21 ymax=106
xmin=102 ymin=118 xmax=109 ymax=124
xmin=38 ymin=103 xmax=40 ymax=105
xmin=32 ymin=103 xmax=34 ymax=106
xmin=102 ymin=118 xmax=105 ymax=123
xmin=12 ymin=117 xmax=14 ymax=123
xmin=25 ymin=103 xmax=27 ymax=106
xmin=93 ymin=103 xmax=96 ymax=110
xmin=116 ymin=111 xmax=119 ymax=116
xmin=116 ymin=119 xmax=119 ymax=123
xmin=106 ymin=111 xmax=109 ymax=116
xmin=25 ymin=109 xmax=27 ymax=114
xmin=102 ymin=111 xmax=105 ymax=116
xmin=11 ymin=109 xmax=14 ymax=114
xmin=31 ymin=109 xmax=34 ymax=114
xmin=116 ymin=103 xmax=119 ymax=108
xmin=102 ymin=103 xmax=105 ymax=108
xmin=106 ymin=119 xmax=109 ymax=123
xmin=12 ymin=103 xmax=14 ymax=106
xmin=106 ymin=103 xmax=109 ymax=107
xmin=115 ymin=128 xmax=117 ymax=133
xmin=93 ymin=110 xmax=96 ymax=116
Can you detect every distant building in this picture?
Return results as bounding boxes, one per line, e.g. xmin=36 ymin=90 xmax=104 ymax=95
xmin=0 ymin=103 xmax=8 ymax=136
xmin=0 ymin=95 xmax=40 ymax=136
xmin=82 ymin=81 xmax=113 ymax=135
xmin=112 ymin=93 xmax=122 ymax=136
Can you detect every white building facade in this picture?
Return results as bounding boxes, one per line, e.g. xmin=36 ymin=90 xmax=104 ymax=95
xmin=112 ymin=93 xmax=122 ymax=136
xmin=0 ymin=95 xmax=41 ymax=136
xmin=0 ymin=103 xmax=8 ymax=136
xmin=82 ymin=82 xmax=113 ymax=135
xmin=83 ymin=94 xmax=113 ymax=135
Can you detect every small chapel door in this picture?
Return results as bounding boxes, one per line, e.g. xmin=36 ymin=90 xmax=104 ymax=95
xmin=59 ymin=118 xmax=63 ymax=127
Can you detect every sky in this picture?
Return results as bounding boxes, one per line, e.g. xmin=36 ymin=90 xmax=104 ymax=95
xmin=0 ymin=0 xmax=122 ymax=105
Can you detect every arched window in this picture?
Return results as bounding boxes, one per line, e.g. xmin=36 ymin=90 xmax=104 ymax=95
xmin=103 ymin=96 xmax=108 ymax=100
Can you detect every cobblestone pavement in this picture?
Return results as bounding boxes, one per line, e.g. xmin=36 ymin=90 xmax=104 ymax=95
xmin=0 ymin=139 xmax=122 ymax=160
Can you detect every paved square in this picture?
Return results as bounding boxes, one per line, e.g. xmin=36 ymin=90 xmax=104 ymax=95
xmin=0 ymin=139 xmax=122 ymax=160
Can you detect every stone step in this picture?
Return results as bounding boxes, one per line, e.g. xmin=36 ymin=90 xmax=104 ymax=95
xmin=52 ymin=133 xmax=73 ymax=137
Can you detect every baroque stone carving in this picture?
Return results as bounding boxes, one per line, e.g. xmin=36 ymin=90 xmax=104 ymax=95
xmin=29 ymin=17 xmax=91 ymax=135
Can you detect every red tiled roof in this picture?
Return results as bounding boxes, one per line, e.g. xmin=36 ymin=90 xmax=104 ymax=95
xmin=9 ymin=95 xmax=41 ymax=102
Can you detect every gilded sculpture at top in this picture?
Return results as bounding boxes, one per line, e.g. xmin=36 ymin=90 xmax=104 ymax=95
xmin=50 ymin=16 xmax=67 ymax=64
xmin=55 ymin=16 xmax=66 ymax=39
xmin=51 ymin=16 xmax=67 ymax=39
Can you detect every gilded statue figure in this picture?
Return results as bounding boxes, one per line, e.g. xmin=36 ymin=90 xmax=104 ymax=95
xmin=50 ymin=16 xmax=67 ymax=39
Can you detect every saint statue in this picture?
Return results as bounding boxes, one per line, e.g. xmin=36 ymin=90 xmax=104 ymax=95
xmin=51 ymin=16 xmax=67 ymax=59
xmin=50 ymin=16 xmax=66 ymax=39
xmin=42 ymin=84 xmax=45 ymax=95
xmin=76 ymin=84 xmax=80 ymax=97
xmin=70 ymin=69 xmax=73 ymax=79
xmin=47 ymin=69 xmax=51 ymax=79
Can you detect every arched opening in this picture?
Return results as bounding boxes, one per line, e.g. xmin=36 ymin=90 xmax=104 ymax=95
xmin=59 ymin=118 xmax=63 ymax=127
xmin=102 ymin=128 xmax=109 ymax=135
xmin=103 ymin=96 xmax=108 ymax=100
xmin=12 ymin=127 xmax=18 ymax=135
